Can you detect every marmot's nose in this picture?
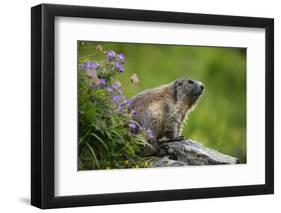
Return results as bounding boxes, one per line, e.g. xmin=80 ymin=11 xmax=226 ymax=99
xmin=192 ymin=81 xmax=204 ymax=96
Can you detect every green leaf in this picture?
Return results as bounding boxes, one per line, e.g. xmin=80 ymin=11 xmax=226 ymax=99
xmin=85 ymin=143 xmax=100 ymax=169
xmin=110 ymin=130 xmax=122 ymax=139
xmin=91 ymin=133 xmax=109 ymax=151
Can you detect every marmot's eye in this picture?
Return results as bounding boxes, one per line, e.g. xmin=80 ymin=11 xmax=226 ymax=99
xmin=188 ymin=79 xmax=194 ymax=84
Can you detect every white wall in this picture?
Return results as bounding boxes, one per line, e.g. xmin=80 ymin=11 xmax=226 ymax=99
xmin=0 ymin=0 xmax=279 ymax=212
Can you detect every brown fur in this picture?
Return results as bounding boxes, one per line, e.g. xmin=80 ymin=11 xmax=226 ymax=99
xmin=130 ymin=78 xmax=204 ymax=156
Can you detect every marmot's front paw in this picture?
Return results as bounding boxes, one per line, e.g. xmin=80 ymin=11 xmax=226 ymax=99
xmin=175 ymin=136 xmax=185 ymax=141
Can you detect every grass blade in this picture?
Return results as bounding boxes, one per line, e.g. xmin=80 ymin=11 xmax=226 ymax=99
xmin=86 ymin=143 xmax=100 ymax=169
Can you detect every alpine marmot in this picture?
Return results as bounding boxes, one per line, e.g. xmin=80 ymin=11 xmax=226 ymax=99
xmin=129 ymin=78 xmax=204 ymax=156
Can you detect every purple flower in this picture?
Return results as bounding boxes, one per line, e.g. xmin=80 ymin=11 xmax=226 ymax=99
xmin=129 ymin=122 xmax=137 ymax=130
xmin=98 ymin=78 xmax=106 ymax=89
xmin=119 ymin=88 xmax=124 ymax=95
xmin=145 ymin=128 xmax=154 ymax=140
xmin=126 ymin=99 xmax=132 ymax=108
xmin=115 ymin=61 xmax=124 ymax=73
xmin=119 ymin=89 xmax=125 ymax=100
xmin=112 ymin=94 xmax=119 ymax=103
xmin=118 ymin=104 xmax=123 ymax=112
xmin=112 ymin=82 xmax=120 ymax=90
xmin=106 ymin=50 xmax=116 ymax=61
xmin=116 ymin=53 xmax=125 ymax=64
xmin=100 ymin=78 xmax=106 ymax=85
xmin=106 ymin=86 xmax=114 ymax=93
xmin=81 ymin=61 xmax=99 ymax=70
xmin=131 ymin=110 xmax=137 ymax=116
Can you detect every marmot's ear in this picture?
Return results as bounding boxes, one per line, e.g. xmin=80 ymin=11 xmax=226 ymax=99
xmin=175 ymin=79 xmax=183 ymax=87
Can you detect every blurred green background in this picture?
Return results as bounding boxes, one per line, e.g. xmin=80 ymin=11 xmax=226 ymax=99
xmin=78 ymin=41 xmax=246 ymax=163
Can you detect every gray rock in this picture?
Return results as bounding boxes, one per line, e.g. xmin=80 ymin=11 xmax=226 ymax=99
xmin=152 ymin=139 xmax=239 ymax=167
xmin=151 ymin=156 xmax=188 ymax=167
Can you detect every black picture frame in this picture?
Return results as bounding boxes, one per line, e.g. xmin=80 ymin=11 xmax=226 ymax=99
xmin=31 ymin=3 xmax=274 ymax=209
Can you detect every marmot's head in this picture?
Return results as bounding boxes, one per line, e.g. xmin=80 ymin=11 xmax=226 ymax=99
xmin=173 ymin=78 xmax=204 ymax=106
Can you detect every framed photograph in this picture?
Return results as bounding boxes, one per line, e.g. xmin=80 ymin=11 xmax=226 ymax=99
xmin=31 ymin=3 xmax=274 ymax=209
